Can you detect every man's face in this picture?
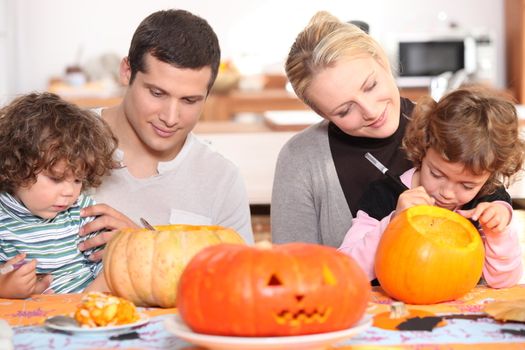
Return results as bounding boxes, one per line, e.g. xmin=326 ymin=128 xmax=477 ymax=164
xmin=120 ymin=53 xmax=211 ymax=161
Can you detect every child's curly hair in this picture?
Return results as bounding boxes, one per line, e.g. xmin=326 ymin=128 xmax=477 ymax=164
xmin=403 ymin=86 xmax=525 ymax=196
xmin=0 ymin=92 xmax=118 ymax=194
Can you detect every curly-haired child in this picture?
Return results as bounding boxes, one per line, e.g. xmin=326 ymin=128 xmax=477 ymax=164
xmin=0 ymin=92 xmax=118 ymax=298
xmin=339 ymin=86 xmax=525 ymax=288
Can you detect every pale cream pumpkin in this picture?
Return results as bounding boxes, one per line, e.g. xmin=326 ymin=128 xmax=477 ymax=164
xmin=103 ymin=225 xmax=244 ymax=308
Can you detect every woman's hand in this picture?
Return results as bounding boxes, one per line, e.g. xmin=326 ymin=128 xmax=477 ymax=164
xmin=0 ymin=255 xmax=53 ymax=299
xmin=79 ymin=203 xmax=139 ymax=261
xmin=394 ymin=186 xmax=435 ymax=217
xmin=457 ymin=202 xmax=511 ymax=235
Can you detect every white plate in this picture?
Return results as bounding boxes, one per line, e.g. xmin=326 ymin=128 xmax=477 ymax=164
xmin=44 ymin=314 xmax=149 ymax=334
xmin=164 ymin=314 xmax=372 ymax=350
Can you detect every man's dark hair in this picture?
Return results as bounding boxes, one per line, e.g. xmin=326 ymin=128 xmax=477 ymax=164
xmin=127 ymin=9 xmax=221 ymax=91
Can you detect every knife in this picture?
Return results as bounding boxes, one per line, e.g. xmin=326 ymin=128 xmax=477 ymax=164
xmin=364 ymin=152 xmax=409 ymax=192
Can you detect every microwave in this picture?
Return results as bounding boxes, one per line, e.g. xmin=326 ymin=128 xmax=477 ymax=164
xmin=391 ymin=33 xmax=496 ymax=88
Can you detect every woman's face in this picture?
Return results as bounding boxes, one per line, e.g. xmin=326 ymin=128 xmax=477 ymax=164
xmin=306 ymin=57 xmax=400 ymax=138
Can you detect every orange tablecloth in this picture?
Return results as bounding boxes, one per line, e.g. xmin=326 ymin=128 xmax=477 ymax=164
xmin=1 ymin=285 xmax=525 ymax=349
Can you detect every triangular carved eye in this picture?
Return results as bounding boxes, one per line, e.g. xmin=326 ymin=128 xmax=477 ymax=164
xmin=267 ymin=274 xmax=283 ymax=286
xmin=322 ymin=265 xmax=337 ymax=286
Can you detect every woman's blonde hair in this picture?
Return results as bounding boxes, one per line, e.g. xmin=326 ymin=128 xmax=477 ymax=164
xmin=285 ymin=11 xmax=391 ymax=111
xmin=403 ymin=86 xmax=525 ymax=195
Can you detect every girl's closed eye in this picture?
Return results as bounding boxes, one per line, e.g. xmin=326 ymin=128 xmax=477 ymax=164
xmin=430 ymin=170 xmax=442 ymax=178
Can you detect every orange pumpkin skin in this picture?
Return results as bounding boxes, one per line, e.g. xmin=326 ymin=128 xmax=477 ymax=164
xmin=177 ymin=242 xmax=371 ymax=336
xmin=375 ymin=205 xmax=485 ymax=305
xmin=103 ymin=225 xmax=244 ymax=308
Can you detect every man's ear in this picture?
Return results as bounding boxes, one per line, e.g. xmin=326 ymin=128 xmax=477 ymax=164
xmin=119 ymin=57 xmax=132 ymax=86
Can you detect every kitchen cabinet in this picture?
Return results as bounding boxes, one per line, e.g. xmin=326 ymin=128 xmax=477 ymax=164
xmin=505 ymin=0 xmax=525 ymax=103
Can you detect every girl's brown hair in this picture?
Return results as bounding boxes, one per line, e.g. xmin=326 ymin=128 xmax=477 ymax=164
xmin=403 ymin=86 xmax=525 ymax=196
xmin=0 ymin=92 xmax=118 ymax=194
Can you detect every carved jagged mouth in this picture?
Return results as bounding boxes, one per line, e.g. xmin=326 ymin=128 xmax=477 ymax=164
xmin=274 ymin=308 xmax=332 ymax=326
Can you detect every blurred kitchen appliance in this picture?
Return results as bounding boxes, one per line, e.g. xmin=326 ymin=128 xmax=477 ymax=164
xmin=391 ymin=32 xmax=496 ymax=88
xmin=349 ymin=20 xmax=369 ymax=34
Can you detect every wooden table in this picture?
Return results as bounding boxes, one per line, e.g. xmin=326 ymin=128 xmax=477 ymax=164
xmin=4 ymin=285 xmax=525 ymax=349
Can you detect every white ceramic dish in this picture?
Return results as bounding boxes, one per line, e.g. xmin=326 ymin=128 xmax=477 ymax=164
xmin=164 ymin=314 xmax=372 ymax=350
xmin=44 ymin=314 xmax=149 ymax=334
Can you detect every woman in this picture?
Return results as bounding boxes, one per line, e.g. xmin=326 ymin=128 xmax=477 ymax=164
xmin=271 ymin=11 xmax=414 ymax=246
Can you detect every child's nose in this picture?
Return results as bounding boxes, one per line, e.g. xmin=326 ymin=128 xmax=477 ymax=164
xmin=61 ymin=182 xmax=75 ymax=196
xmin=439 ymin=182 xmax=454 ymax=199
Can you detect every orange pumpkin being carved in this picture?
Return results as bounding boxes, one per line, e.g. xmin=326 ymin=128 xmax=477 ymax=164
xmin=103 ymin=225 xmax=244 ymax=308
xmin=177 ymin=242 xmax=371 ymax=336
xmin=375 ymin=205 xmax=485 ymax=305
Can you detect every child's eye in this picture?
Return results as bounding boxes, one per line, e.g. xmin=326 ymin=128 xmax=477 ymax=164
xmin=462 ymin=184 xmax=475 ymax=190
xmin=430 ymin=171 xmax=442 ymax=178
xmin=74 ymin=179 xmax=83 ymax=184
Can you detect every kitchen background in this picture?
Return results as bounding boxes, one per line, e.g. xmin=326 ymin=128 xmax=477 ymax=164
xmin=0 ymin=0 xmax=506 ymax=102
xmin=1 ymin=0 xmax=523 ymax=241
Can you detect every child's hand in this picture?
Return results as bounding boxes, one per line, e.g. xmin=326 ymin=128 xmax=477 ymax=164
xmin=457 ymin=202 xmax=511 ymax=235
xmin=0 ymin=257 xmax=53 ymax=299
xmin=394 ymin=186 xmax=435 ymax=217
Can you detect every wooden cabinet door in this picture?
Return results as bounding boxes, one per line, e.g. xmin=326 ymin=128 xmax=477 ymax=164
xmin=506 ymin=0 xmax=525 ymax=103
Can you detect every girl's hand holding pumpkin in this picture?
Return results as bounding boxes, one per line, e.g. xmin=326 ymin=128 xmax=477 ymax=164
xmin=0 ymin=256 xmax=53 ymax=299
xmin=394 ymin=186 xmax=435 ymax=217
xmin=457 ymin=202 xmax=511 ymax=235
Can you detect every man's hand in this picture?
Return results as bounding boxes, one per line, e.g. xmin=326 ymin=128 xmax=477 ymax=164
xmin=79 ymin=203 xmax=139 ymax=261
xmin=457 ymin=202 xmax=511 ymax=235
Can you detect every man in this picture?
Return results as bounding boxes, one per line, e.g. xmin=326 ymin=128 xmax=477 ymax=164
xmin=78 ymin=9 xmax=254 ymax=260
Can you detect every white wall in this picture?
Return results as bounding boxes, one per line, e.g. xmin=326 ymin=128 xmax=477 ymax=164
xmin=5 ymin=0 xmax=504 ymax=97
xmin=0 ymin=0 xmax=16 ymax=104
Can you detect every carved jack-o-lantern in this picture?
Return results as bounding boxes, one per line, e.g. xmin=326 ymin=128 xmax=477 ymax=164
xmin=177 ymin=242 xmax=371 ymax=336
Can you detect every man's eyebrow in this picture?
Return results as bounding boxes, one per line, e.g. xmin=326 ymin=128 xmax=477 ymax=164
xmin=143 ymin=83 xmax=167 ymax=93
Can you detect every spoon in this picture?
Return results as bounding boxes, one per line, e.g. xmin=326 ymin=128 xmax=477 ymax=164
xmin=45 ymin=315 xmax=79 ymax=328
xmin=140 ymin=217 xmax=155 ymax=230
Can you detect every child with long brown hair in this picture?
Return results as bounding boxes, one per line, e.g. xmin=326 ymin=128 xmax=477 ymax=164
xmin=339 ymin=86 xmax=524 ymax=288
xmin=0 ymin=92 xmax=117 ymax=298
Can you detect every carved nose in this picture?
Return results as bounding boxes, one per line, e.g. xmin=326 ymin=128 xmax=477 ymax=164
xmin=295 ymin=294 xmax=304 ymax=302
